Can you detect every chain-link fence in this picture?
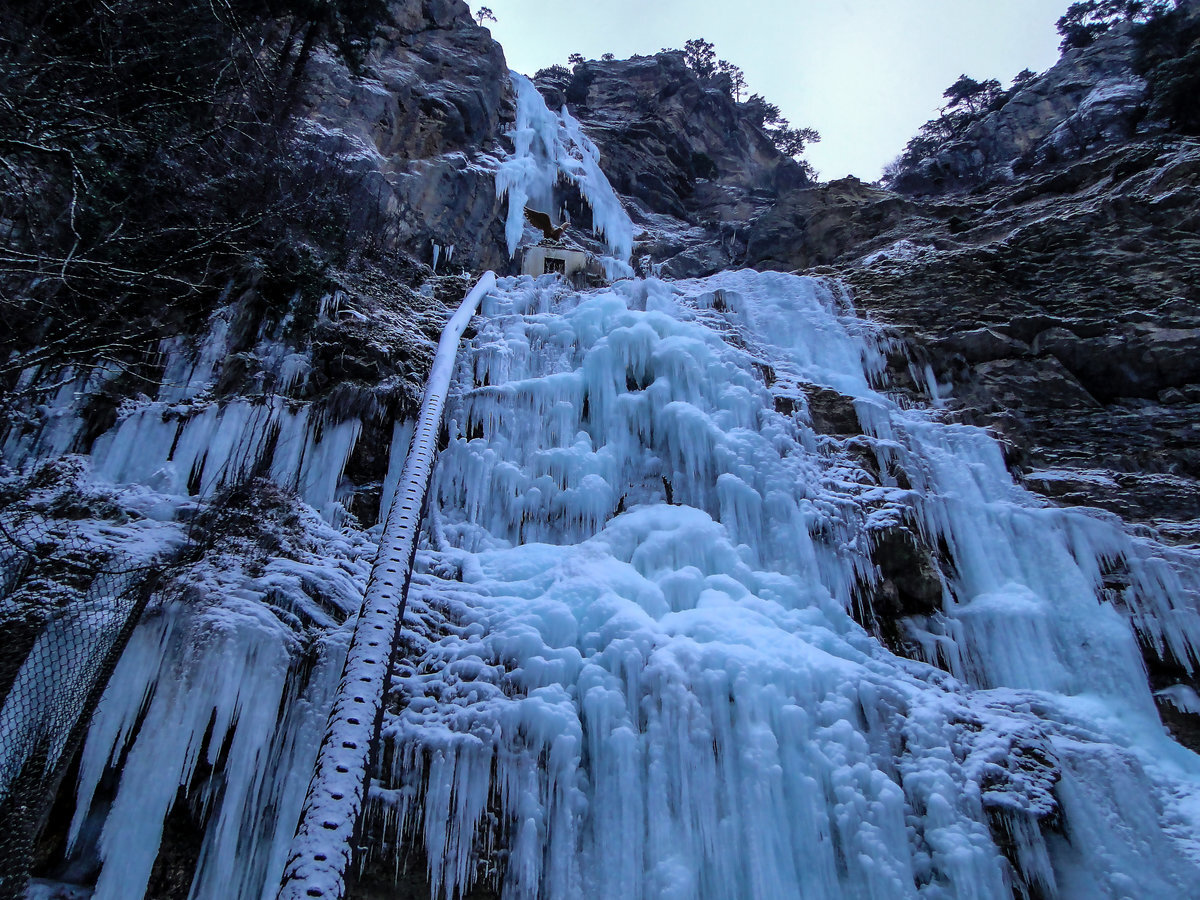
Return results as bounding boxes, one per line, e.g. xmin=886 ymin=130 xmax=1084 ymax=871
xmin=0 ymin=481 xmax=166 ymax=899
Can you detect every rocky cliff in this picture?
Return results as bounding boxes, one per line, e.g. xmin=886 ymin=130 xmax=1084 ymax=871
xmin=738 ymin=24 xmax=1200 ymax=544
xmin=300 ymin=0 xmax=514 ymax=276
xmin=532 ymin=55 xmax=809 ymax=277
xmin=4 ymin=1 xmax=1200 ymax=897
xmin=517 ymin=17 xmax=1200 ymax=548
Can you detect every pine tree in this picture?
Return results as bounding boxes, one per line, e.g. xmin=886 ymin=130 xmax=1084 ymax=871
xmin=1057 ymin=1 xmax=1173 ymax=51
xmin=684 ymin=39 xmax=717 ymax=78
xmin=718 ymin=60 xmax=747 ymax=101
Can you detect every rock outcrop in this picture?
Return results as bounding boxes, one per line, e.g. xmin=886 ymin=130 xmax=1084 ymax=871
xmin=892 ymin=23 xmax=1154 ymax=193
xmin=533 ymin=54 xmax=809 ymax=277
xmin=839 ymin=138 xmax=1200 ymax=543
xmin=535 ymin=54 xmax=805 ymax=223
xmin=301 ymin=0 xmax=515 ymax=275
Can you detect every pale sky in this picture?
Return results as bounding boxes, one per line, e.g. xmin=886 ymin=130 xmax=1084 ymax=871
xmin=483 ymin=0 xmax=1073 ymax=181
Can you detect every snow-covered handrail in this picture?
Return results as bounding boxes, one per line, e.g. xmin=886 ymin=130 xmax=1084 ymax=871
xmin=277 ymin=271 xmax=497 ymax=900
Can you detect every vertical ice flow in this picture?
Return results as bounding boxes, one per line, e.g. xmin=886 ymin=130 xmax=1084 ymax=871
xmin=62 ymin=520 xmax=369 ymax=900
xmin=496 ymin=73 xmax=634 ymax=265
xmin=377 ymin=270 xmax=1200 ymax=900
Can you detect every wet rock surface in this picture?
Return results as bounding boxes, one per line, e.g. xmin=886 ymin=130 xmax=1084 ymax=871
xmin=859 ymin=522 xmax=947 ymax=655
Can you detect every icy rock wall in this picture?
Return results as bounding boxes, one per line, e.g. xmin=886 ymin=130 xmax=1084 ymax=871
xmin=90 ymin=396 xmax=362 ymax=523
xmin=497 ymin=73 xmax=634 ymax=267
xmin=1 ymin=294 xmax=390 ymax=898
xmin=60 ymin=513 xmax=372 ymax=900
xmin=4 ymin=300 xmax=362 ymax=525
xmin=0 ymin=459 xmax=374 ymax=900
xmin=375 ymin=271 xmax=1200 ymax=900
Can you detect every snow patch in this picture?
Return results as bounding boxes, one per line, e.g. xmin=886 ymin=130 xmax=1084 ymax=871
xmin=860 ymin=239 xmax=935 ymax=266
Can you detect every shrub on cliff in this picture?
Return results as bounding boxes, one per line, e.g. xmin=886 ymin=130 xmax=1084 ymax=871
xmin=883 ymin=72 xmax=1019 ymax=187
xmin=1136 ymin=2 xmax=1200 ymax=132
xmin=668 ymin=39 xmax=820 ymax=171
xmin=684 ymin=39 xmax=718 ymax=79
xmin=1057 ymin=0 xmax=1174 ymax=51
xmin=0 ymin=0 xmax=385 ymax=386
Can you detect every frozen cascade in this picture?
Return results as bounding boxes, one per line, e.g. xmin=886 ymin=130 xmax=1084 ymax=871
xmin=60 ymin=507 xmax=372 ymax=900
xmin=90 ymin=396 xmax=362 ymax=521
xmin=2 ymin=294 xmax=358 ymax=526
xmin=496 ymin=73 xmax=634 ymax=267
xmin=0 ymin=288 xmax=382 ymax=897
xmin=374 ymin=270 xmax=1200 ymax=899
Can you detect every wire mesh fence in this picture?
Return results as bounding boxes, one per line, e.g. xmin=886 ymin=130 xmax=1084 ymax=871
xmin=0 ymin=478 xmax=166 ymax=900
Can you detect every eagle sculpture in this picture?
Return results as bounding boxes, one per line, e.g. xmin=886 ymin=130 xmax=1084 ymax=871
xmin=525 ymin=206 xmax=569 ymax=241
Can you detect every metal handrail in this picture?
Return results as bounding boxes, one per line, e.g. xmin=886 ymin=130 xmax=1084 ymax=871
xmin=277 ymin=272 xmax=497 ymax=900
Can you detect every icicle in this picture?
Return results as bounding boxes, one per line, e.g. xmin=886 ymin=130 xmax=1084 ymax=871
xmin=379 ymin=270 xmax=1200 ymax=900
xmin=67 ymin=514 xmax=367 ymax=900
xmin=496 ymin=73 xmax=633 ymax=262
xmin=88 ymin=397 xmax=361 ymax=522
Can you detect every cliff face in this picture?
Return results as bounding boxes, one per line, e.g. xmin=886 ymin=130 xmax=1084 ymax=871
xmin=535 ymin=54 xmax=805 ymax=223
xmin=3 ymin=0 xmax=520 ymax=525
xmin=891 ymin=24 xmax=1153 ymax=194
xmin=889 ymin=0 xmax=1200 ymax=195
xmin=533 ymin=54 xmax=809 ymax=277
xmin=301 ymin=0 xmax=514 ymax=275
xmin=841 ymin=140 xmax=1200 ymax=539
xmin=6 ymin=1 xmax=1200 ymax=897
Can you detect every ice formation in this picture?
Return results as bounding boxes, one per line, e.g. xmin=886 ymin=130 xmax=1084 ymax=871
xmin=4 ymin=118 xmax=1200 ymax=897
xmin=90 ymin=396 xmax=362 ymax=522
xmin=4 ymin=297 xmax=367 ymax=526
xmin=496 ymin=73 xmax=634 ymax=264
xmin=368 ymin=270 xmax=1200 ymax=900
xmin=67 ymin=572 xmax=357 ymax=900
xmin=0 ymin=292 xmax=380 ymax=899
xmin=0 ymin=460 xmax=372 ymax=900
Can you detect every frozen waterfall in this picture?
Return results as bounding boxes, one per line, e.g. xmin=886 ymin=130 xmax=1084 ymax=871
xmin=8 ymin=71 xmax=1200 ymax=898
xmin=368 ymin=270 xmax=1200 ymax=900
xmin=497 ymin=72 xmax=634 ymax=267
